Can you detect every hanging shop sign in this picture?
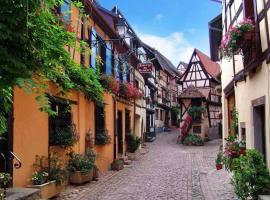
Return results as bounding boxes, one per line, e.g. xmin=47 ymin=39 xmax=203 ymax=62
xmin=138 ymin=62 xmax=153 ymax=74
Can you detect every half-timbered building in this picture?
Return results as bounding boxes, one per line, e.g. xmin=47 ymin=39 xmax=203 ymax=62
xmin=178 ymin=49 xmax=221 ymax=139
xmin=217 ymin=0 xmax=270 ymax=167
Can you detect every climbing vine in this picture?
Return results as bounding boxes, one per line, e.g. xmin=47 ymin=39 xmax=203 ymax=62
xmin=0 ymin=0 xmax=103 ymax=135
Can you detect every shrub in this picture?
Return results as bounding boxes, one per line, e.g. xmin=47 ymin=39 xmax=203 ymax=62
xmin=49 ymin=125 xmax=79 ymax=148
xmin=0 ymin=173 xmax=12 ymax=188
xmin=223 ymin=135 xmax=240 ymax=171
xmin=32 ymin=154 xmax=68 ymax=185
xmin=126 ymin=134 xmax=142 ymax=153
xmin=183 ymin=134 xmax=203 ymax=146
xmin=67 ymin=151 xmax=96 ymax=174
xmin=231 ymin=150 xmax=270 ymax=200
xmin=95 ymin=129 xmax=111 ymax=145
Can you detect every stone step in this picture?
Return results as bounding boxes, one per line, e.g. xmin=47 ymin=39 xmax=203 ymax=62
xmin=259 ymin=195 xmax=270 ymax=200
xmin=6 ymin=188 xmax=40 ymax=200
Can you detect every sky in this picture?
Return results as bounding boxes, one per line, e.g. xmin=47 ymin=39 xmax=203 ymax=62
xmin=99 ymin=0 xmax=222 ymax=66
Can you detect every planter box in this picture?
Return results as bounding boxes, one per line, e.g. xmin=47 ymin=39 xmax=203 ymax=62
xmin=111 ymin=162 xmax=124 ymax=171
xmin=69 ymin=170 xmax=93 ymax=185
xmin=28 ymin=180 xmax=61 ymax=199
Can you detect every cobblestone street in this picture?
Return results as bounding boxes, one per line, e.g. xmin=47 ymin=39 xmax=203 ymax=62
xmin=58 ymin=130 xmax=237 ymax=200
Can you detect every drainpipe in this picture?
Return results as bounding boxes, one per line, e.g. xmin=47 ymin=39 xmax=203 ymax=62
xmin=113 ymin=97 xmax=117 ymax=160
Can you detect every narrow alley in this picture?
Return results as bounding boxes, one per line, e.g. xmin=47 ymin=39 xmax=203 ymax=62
xmin=59 ymin=131 xmax=237 ymax=200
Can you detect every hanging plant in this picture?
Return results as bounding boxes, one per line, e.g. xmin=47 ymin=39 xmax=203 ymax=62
xmin=220 ymin=18 xmax=255 ymax=59
xmin=119 ymin=82 xmax=143 ymax=100
xmin=100 ymin=75 xmax=120 ymax=95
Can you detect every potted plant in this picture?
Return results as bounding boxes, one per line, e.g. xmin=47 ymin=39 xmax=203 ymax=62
xmin=67 ymin=152 xmax=95 ymax=185
xmin=220 ymin=18 xmax=255 ymax=59
xmin=111 ymin=159 xmax=124 ymax=171
xmin=95 ymin=129 xmax=111 ymax=145
xmin=29 ymin=154 xmax=68 ymax=199
xmin=215 ymin=152 xmax=223 ymax=170
xmin=0 ymin=173 xmax=12 ymax=199
xmin=126 ymin=134 xmax=142 ymax=160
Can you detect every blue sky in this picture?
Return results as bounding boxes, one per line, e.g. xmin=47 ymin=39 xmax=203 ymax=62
xmin=99 ymin=0 xmax=222 ymax=65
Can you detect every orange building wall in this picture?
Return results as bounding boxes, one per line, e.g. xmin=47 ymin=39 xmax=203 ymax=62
xmin=94 ymin=93 xmax=115 ymax=172
xmin=13 ymin=87 xmax=49 ymax=187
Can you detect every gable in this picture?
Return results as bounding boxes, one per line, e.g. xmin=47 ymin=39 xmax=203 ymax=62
xmin=181 ymin=52 xmax=210 ymax=89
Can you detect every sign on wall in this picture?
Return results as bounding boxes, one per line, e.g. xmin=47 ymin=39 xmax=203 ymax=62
xmin=138 ymin=62 xmax=153 ymax=74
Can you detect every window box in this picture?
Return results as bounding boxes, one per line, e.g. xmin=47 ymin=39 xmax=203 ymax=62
xmin=69 ymin=170 xmax=93 ymax=185
xmin=29 ymin=181 xmax=61 ymax=199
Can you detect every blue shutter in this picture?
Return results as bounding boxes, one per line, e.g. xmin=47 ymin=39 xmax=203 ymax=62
xmin=115 ymin=53 xmax=120 ymax=80
xmin=106 ymin=43 xmax=112 ymax=75
xmin=123 ymin=63 xmax=127 ymax=82
xmin=90 ymin=28 xmax=97 ymax=68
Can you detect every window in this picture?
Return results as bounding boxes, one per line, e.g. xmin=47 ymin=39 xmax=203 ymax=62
xmin=89 ymin=28 xmax=97 ymax=68
xmin=49 ymin=97 xmax=72 ymax=146
xmin=95 ymin=105 xmax=106 ymax=136
xmin=160 ymin=110 xmax=164 ymax=121
xmin=58 ymin=0 xmax=70 ymax=22
xmin=155 ymin=109 xmax=159 ymax=120
xmin=125 ymin=109 xmax=131 ymax=135
xmin=80 ymin=17 xmax=85 ymax=66
xmin=96 ymin=35 xmax=106 ymax=73
xmin=193 ymin=126 xmax=201 ymax=134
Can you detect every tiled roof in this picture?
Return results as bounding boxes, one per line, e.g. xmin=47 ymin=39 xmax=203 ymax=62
xmin=195 ymin=49 xmax=221 ymax=78
xmin=179 ymin=85 xmax=206 ymax=99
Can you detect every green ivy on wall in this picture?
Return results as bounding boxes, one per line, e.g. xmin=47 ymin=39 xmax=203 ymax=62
xmin=0 ymin=0 xmax=103 ymax=135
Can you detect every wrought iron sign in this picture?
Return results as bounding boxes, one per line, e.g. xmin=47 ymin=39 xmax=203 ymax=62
xmin=138 ymin=62 xmax=153 ymax=74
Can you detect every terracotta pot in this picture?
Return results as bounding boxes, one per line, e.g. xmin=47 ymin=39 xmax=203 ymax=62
xmin=243 ymin=31 xmax=254 ymax=40
xmin=111 ymin=162 xmax=124 ymax=171
xmin=127 ymin=152 xmax=137 ymax=161
xmin=29 ymin=180 xmax=61 ymax=199
xmin=69 ymin=170 xmax=93 ymax=185
xmin=239 ymin=147 xmax=246 ymax=155
xmin=216 ymin=164 xmax=223 ymax=170
xmin=93 ymin=168 xmax=99 ymax=181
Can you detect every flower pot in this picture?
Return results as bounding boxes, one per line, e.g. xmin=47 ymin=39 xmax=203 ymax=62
xmin=111 ymin=162 xmax=124 ymax=171
xmin=239 ymin=147 xmax=246 ymax=155
xmin=216 ymin=164 xmax=223 ymax=170
xmin=93 ymin=167 xmax=99 ymax=181
xmin=243 ymin=31 xmax=254 ymax=40
xmin=69 ymin=170 xmax=93 ymax=185
xmin=127 ymin=152 xmax=137 ymax=161
xmin=29 ymin=180 xmax=61 ymax=199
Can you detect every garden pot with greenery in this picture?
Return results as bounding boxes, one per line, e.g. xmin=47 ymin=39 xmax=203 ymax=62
xmin=126 ymin=134 xmax=142 ymax=160
xmin=111 ymin=159 xmax=124 ymax=171
xmin=28 ymin=155 xmax=68 ymax=199
xmin=67 ymin=150 xmax=96 ymax=185
xmin=215 ymin=152 xmax=223 ymax=170
xmin=0 ymin=173 xmax=12 ymax=199
xmin=31 ymin=180 xmax=61 ymax=199
xmin=183 ymin=134 xmax=204 ymax=146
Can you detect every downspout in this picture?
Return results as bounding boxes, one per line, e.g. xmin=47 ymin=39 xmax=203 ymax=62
xmin=113 ymin=96 xmax=117 ymax=160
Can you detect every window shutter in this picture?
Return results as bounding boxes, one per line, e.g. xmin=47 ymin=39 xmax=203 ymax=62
xmin=90 ymin=28 xmax=97 ymax=68
xmin=115 ymin=53 xmax=120 ymax=80
xmin=123 ymin=63 xmax=127 ymax=82
xmin=106 ymin=43 xmax=112 ymax=75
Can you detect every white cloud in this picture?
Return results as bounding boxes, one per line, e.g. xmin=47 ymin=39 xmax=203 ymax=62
xmin=155 ymin=14 xmax=163 ymax=21
xmin=138 ymin=31 xmax=194 ymax=66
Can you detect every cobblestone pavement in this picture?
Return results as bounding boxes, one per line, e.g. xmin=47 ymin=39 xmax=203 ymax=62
xmin=58 ymin=130 xmax=237 ymax=200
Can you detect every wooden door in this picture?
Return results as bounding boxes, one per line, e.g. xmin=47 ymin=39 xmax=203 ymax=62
xmin=227 ymin=93 xmax=235 ymax=135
